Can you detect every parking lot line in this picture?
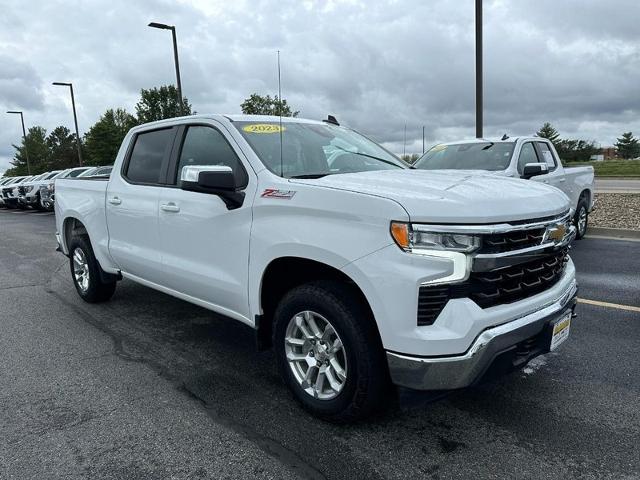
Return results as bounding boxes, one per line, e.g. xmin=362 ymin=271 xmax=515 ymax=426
xmin=578 ymin=297 xmax=640 ymax=313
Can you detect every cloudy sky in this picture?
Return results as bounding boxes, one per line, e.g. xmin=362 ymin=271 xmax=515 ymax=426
xmin=1 ymin=0 xmax=639 ymax=173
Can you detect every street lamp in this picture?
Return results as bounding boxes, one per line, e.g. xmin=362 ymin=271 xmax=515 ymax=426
xmin=6 ymin=110 xmax=31 ymax=174
xmin=475 ymin=0 xmax=483 ymax=138
xmin=52 ymin=82 xmax=83 ymax=166
xmin=148 ymin=22 xmax=184 ymax=114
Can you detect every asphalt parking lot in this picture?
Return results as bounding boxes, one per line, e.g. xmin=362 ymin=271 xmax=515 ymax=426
xmin=1 ymin=209 xmax=638 ymax=480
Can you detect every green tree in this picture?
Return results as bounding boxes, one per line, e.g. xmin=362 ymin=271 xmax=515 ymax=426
xmin=556 ymin=138 xmax=599 ymax=163
xmin=614 ymin=132 xmax=640 ymax=159
xmin=401 ymin=153 xmax=420 ymax=163
xmin=536 ymin=122 xmax=560 ymax=144
xmin=47 ymin=126 xmax=80 ymax=170
xmin=84 ymin=108 xmax=138 ymax=166
xmin=135 ymin=85 xmax=192 ymax=123
xmin=6 ymin=126 xmax=50 ymax=176
xmin=240 ymin=93 xmax=299 ymax=117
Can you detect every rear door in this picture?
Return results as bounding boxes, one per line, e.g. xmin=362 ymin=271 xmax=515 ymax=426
xmin=106 ymin=126 xmax=177 ymax=283
xmin=156 ymin=121 xmax=255 ymax=321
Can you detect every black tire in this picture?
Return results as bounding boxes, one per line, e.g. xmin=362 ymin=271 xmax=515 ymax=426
xmin=574 ymin=197 xmax=589 ymax=240
xmin=273 ymin=281 xmax=390 ymax=422
xmin=68 ymin=235 xmax=117 ymax=303
xmin=34 ymin=193 xmax=45 ymax=211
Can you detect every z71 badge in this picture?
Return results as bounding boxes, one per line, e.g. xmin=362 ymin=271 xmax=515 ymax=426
xmin=261 ymin=189 xmax=297 ymax=199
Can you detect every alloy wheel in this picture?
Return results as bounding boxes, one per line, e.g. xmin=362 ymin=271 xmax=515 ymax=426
xmin=72 ymin=248 xmax=90 ymax=292
xmin=284 ymin=310 xmax=348 ymax=400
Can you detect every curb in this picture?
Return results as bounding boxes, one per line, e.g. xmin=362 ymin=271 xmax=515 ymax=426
xmin=587 ymin=227 xmax=640 ymax=241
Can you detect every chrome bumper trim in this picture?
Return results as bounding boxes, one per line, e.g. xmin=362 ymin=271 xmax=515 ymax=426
xmin=387 ymin=279 xmax=577 ymax=390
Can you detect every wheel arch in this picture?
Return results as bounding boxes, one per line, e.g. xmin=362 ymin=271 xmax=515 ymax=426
xmin=62 ymin=216 xmax=120 ymax=282
xmin=578 ymin=188 xmax=592 ymax=207
xmin=62 ymin=216 xmax=89 ymax=253
xmin=256 ymin=256 xmax=380 ymax=351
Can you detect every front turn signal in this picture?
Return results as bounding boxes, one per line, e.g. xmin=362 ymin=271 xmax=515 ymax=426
xmin=390 ymin=222 xmax=410 ymax=250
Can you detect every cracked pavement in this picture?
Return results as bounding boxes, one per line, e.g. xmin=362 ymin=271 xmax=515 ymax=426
xmin=1 ymin=210 xmax=639 ymax=479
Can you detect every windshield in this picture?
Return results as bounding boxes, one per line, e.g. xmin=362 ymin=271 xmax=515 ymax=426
xmin=234 ymin=121 xmax=406 ymax=178
xmin=414 ymin=142 xmax=515 ymax=171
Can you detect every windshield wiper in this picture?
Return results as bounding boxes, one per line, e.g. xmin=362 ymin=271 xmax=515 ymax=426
xmin=288 ymin=173 xmax=332 ymax=179
xmin=333 ymin=147 xmax=404 ymax=168
xmin=481 ymin=142 xmax=495 ymax=150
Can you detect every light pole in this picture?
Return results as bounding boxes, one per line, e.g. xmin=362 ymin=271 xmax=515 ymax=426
xmin=148 ymin=22 xmax=184 ymax=114
xmin=52 ymin=82 xmax=83 ymax=166
xmin=6 ymin=110 xmax=31 ymax=174
xmin=475 ymin=0 xmax=483 ymax=138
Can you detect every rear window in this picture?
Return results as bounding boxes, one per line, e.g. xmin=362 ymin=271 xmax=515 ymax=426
xmin=125 ymin=128 xmax=174 ymax=184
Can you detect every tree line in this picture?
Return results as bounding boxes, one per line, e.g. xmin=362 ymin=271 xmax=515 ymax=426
xmin=536 ymin=122 xmax=640 ymax=161
xmin=5 ymin=89 xmax=298 ymax=177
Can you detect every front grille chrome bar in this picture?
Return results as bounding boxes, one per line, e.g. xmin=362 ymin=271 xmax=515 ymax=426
xmin=412 ymin=211 xmax=571 ymax=234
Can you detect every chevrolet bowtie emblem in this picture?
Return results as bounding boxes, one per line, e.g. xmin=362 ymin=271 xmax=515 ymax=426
xmin=544 ymin=223 xmax=566 ymax=243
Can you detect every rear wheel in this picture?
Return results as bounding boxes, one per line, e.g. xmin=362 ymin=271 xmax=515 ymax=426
xmin=68 ymin=236 xmax=116 ymax=303
xmin=273 ymin=281 xmax=390 ymax=422
xmin=574 ymin=197 xmax=589 ymax=240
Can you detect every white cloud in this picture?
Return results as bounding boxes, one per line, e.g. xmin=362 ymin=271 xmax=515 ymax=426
xmin=1 ymin=0 xmax=639 ymax=173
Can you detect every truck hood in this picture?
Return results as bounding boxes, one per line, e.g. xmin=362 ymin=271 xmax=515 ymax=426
xmin=291 ymin=170 xmax=569 ymax=223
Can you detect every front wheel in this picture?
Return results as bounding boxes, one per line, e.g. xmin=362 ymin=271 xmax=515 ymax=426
xmin=574 ymin=198 xmax=589 ymax=240
xmin=68 ymin=236 xmax=116 ymax=303
xmin=273 ymin=281 xmax=390 ymax=422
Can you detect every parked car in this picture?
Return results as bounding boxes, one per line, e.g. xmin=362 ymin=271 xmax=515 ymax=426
xmin=39 ymin=167 xmax=93 ymax=210
xmin=56 ymin=115 xmax=577 ymax=421
xmin=77 ymin=165 xmax=113 ymax=178
xmin=414 ymin=137 xmax=595 ymax=238
xmin=17 ymin=171 xmax=63 ymax=210
xmin=0 ymin=177 xmax=15 ymax=207
xmin=1 ymin=176 xmax=32 ymax=208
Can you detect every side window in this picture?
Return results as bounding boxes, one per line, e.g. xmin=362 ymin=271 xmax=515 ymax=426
xmin=176 ymin=126 xmax=248 ymax=187
xmin=536 ymin=142 xmax=557 ymax=170
xmin=517 ymin=142 xmax=539 ymax=175
xmin=125 ymin=128 xmax=174 ymax=184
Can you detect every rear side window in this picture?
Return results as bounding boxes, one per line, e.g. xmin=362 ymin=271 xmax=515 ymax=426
xmin=517 ymin=143 xmax=539 ymax=174
xmin=536 ymin=142 xmax=557 ymax=170
xmin=125 ymin=128 xmax=174 ymax=184
xmin=176 ymin=126 xmax=248 ymax=187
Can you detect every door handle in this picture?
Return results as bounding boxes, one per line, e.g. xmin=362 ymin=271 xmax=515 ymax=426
xmin=160 ymin=202 xmax=180 ymax=213
xmin=559 ymin=178 xmax=566 ymax=183
xmin=542 ymin=180 xmax=549 ymax=183
xmin=108 ymin=197 xmax=122 ymax=205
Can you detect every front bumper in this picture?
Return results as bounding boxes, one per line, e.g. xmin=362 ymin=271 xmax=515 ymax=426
xmin=387 ymin=279 xmax=577 ymax=390
xmin=17 ymin=194 xmax=39 ymax=206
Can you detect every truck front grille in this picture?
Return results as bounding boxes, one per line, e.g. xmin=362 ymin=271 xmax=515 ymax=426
xmin=465 ymin=248 xmax=568 ymax=308
xmin=416 ymin=249 xmax=569 ymax=325
xmin=481 ymin=228 xmax=546 ymax=254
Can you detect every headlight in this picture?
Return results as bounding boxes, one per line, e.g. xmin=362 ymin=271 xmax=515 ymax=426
xmin=390 ymin=222 xmax=481 ymax=253
xmin=25 ymin=186 xmax=33 ymax=193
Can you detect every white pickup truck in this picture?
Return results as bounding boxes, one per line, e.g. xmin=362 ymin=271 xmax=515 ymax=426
xmin=414 ymin=137 xmax=595 ymax=238
xmin=56 ymin=115 xmax=578 ymax=421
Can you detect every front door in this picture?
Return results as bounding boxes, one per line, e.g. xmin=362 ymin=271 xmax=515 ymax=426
xmin=157 ymin=122 xmax=255 ymax=322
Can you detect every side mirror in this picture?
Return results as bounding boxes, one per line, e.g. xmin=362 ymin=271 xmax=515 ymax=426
xmin=522 ymin=162 xmax=549 ymax=179
xmin=180 ymin=165 xmax=245 ymax=210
